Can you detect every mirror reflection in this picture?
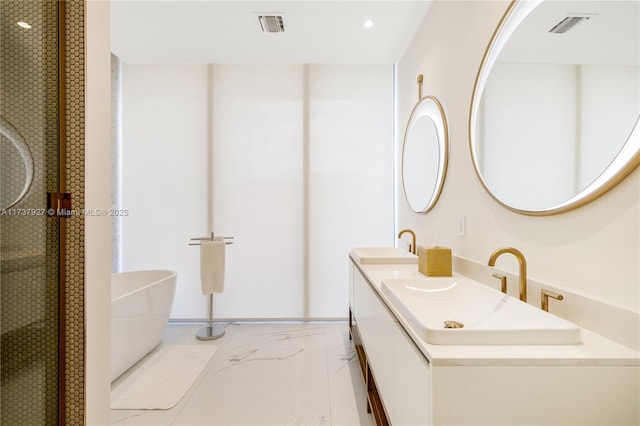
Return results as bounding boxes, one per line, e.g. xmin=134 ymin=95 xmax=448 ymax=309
xmin=470 ymin=0 xmax=639 ymax=214
xmin=402 ymin=96 xmax=448 ymax=214
xmin=1 ymin=116 xmax=34 ymax=210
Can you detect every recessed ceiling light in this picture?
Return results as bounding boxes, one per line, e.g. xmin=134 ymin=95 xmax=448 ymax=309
xmin=17 ymin=21 xmax=32 ymax=29
xmin=363 ymin=19 xmax=374 ymax=29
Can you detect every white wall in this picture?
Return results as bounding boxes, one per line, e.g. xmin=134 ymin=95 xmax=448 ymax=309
xmin=86 ymin=1 xmax=112 ymax=424
xmin=396 ymin=1 xmax=639 ymax=349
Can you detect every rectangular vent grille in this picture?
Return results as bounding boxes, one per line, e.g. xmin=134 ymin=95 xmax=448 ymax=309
xmin=548 ymin=16 xmax=589 ymax=34
xmin=258 ymin=15 xmax=285 ymax=33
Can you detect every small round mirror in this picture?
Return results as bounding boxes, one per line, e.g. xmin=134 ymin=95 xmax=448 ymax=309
xmin=402 ymin=96 xmax=449 ymax=214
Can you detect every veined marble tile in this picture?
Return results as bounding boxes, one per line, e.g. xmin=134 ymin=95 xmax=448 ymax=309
xmin=327 ymin=348 xmax=374 ymax=426
xmin=324 ymin=323 xmax=353 ymax=355
xmin=162 ymin=322 xmax=239 ymax=347
xmin=110 ymin=322 xmax=371 ymax=425
xmin=173 ymin=347 xmax=331 ymax=425
xmin=222 ymin=323 xmax=329 ymax=352
xmin=111 ymin=408 xmax=179 ymax=425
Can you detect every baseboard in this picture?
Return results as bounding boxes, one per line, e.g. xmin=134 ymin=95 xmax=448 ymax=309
xmin=169 ymin=318 xmax=349 ymax=324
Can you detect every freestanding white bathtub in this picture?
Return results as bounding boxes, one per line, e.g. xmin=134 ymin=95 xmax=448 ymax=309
xmin=111 ymin=270 xmax=177 ymax=382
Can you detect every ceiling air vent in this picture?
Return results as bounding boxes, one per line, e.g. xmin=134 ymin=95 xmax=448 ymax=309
xmin=258 ymin=15 xmax=285 ymax=33
xmin=548 ymin=16 xmax=590 ymax=34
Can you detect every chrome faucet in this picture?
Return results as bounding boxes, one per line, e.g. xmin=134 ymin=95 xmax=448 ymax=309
xmin=488 ymin=247 xmax=527 ymax=302
xmin=397 ymin=229 xmax=416 ymax=255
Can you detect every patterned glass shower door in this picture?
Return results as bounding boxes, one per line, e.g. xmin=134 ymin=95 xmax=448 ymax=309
xmin=1 ymin=0 xmax=62 ymax=424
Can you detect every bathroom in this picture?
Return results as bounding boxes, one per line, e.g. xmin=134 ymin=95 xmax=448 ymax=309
xmin=1 ymin=0 xmax=638 ymax=425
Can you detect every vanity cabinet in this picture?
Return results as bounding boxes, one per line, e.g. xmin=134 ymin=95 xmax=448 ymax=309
xmin=348 ymin=257 xmax=639 ymax=426
xmin=349 ymin=261 xmax=430 ymax=425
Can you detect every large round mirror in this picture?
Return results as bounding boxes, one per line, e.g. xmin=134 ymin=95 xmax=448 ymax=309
xmin=470 ymin=0 xmax=639 ymax=215
xmin=402 ymin=95 xmax=449 ymax=213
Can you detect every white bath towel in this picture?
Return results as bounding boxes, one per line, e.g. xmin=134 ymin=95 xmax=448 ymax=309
xmin=200 ymin=240 xmax=225 ymax=294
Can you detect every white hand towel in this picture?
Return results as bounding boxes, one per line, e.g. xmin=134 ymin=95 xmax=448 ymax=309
xmin=200 ymin=240 xmax=225 ymax=295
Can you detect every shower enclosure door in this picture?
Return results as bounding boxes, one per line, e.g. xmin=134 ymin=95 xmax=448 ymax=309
xmin=1 ymin=0 xmax=64 ymax=424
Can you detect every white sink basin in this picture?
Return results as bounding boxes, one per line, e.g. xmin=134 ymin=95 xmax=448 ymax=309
xmin=350 ymin=247 xmax=418 ymax=264
xmin=381 ymin=277 xmax=581 ymax=345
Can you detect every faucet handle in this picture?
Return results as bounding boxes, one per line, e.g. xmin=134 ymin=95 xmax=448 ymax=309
xmin=541 ymin=289 xmax=564 ymax=312
xmin=491 ymin=273 xmax=508 ymax=293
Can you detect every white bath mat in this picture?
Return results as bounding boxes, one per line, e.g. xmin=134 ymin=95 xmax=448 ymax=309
xmin=111 ymin=345 xmax=217 ymax=410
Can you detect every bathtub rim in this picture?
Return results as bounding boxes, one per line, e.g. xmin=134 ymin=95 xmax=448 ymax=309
xmin=111 ymin=269 xmax=177 ymax=302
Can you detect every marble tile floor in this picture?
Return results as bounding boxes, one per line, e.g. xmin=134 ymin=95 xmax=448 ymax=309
xmin=110 ymin=322 xmax=375 ymax=426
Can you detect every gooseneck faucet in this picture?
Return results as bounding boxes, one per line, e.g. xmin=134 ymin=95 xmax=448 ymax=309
xmin=488 ymin=247 xmax=527 ymax=303
xmin=397 ymin=229 xmax=417 ymax=255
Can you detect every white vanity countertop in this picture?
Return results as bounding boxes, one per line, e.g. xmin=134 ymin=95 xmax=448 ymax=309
xmin=351 ymin=258 xmax=640 ymax=367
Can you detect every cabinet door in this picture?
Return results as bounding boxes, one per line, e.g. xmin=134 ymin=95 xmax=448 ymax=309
xmin=372 ymin=298 xmax=397 ymax=421
xmin=355 ymin=267 xmax=376 ymax=350
xmin=394 ymin=322 xmax=431 ymax=425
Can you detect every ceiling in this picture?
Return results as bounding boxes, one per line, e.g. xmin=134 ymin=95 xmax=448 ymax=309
xmin=111 ymin=1 xmax=432 ymax=64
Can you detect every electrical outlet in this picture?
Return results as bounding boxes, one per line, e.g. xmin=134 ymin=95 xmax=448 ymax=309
xmin=457 ymin=216 xmax=465 ymax=236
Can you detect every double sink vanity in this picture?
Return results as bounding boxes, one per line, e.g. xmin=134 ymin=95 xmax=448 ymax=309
xmin=349 ymin=247 xmax=639 ymax=425
xmin=381 ymin=0 xmax=639 ymax=423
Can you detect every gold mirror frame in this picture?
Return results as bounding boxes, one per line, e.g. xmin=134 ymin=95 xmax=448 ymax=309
xmin=469 ymin=0 xmax=640 ymax=216
xmin=402 ymin=95 xmax=449 ymax=214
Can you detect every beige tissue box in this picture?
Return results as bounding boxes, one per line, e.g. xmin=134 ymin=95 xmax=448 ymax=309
xmin=418 ymin=245 xmax=452 ymax=277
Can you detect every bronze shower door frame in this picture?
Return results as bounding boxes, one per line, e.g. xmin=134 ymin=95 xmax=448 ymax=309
xmin=57 ymin=1 xmax=67 ymax=423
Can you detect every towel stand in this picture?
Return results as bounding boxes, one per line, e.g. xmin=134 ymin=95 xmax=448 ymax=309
xmin=190 ymin=232 xmax=234 ymax=341
xmin=189 ymin=232 xmax=234 ymax=246
xmin=197 ymin=295 xmax=226 ymax=341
